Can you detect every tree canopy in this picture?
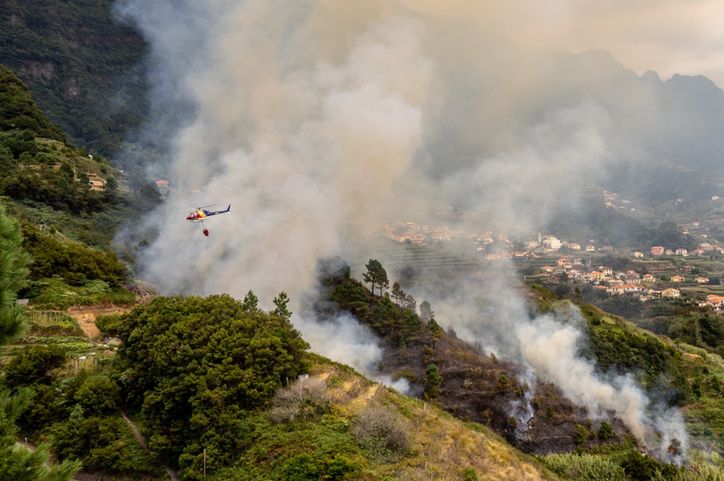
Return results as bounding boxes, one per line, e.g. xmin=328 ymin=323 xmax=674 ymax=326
xmin=0 ymin=204 xmax=79 ymax=480
xmin=111 ymin=294 xmax=309 ymax=475
xmin=0 ymin=204 xmax=29 ymax=344
xmin=363 ymin=259 xmax=388 ymax=296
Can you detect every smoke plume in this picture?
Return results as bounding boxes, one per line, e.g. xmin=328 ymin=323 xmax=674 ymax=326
xmin=115 ymin=0 xmax=695 ymax=461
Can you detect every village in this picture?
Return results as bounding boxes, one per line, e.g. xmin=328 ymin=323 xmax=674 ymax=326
xmin=382 ymin=221 xmax=724 ymax=313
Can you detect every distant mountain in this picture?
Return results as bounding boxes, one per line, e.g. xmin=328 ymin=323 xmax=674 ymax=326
xmin=0 ymin=0 xmax=147 ymax=155
xmin=556 ymin=50 xmax=724 ymax=175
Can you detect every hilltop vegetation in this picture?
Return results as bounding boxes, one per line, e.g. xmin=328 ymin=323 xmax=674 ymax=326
xmin=0 ymin=288 xmax=562 ymax=481
xmin=0 ymin=65 xmax=121 ymax=216
xmin=0 ymin=64 xmax=164 ymax=307
xmin=0 ymin=204 xmax=80 ymax=480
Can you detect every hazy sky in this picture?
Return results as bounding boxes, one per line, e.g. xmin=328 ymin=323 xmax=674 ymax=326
xmin=402 ymin=0 xmax=724 ymax=87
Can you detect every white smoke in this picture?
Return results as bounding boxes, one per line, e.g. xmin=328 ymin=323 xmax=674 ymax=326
xmin=294 ymin=310 xmax=410 ymax=393
xmin=116 ymin=0 xmax=690 ymax=461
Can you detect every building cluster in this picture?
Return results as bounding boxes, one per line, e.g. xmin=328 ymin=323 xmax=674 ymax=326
xmin=540 ymin=258 xmax=687 ymax=301
xmin=480 ymin=233 xmax=598 ymax=259
xmin=383 ymin=222 xmax=464 ymax=245
xmin=648 ymin=242 xmax=724 ymax=257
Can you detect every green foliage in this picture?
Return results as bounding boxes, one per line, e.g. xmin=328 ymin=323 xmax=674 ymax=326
xmin=0 ymin=0 xmax=147 ymax=155
xmin=21 ymin=223 xmax=127 ymax=287
xmin=326 ymin=271 xmax=422 ymax=344
xmin=212 ymin=412 xmax=366 ymax=481
xmin=0 ymin=319 xmax=79 ymax=481
xmin=580 ymin=305 xmax=679 ymax=389
xmin=574 ymin=423 xmax=590 ymax=446
xmin=50 ymin=407 xmax=157 ymax=475
xmin=425 ymin=363 xmax=442 ymax=399
xmin=284 ymin=453 xmax=358 ymax=481
xmin=273 ymin=291 xmax=292 ymax=320
xmin=94 ymin=313 xmax=124 ymax=337
xmin=0 ymin=204 xmax=29 ymax=345
xmin=3 ymin=345 xmax=65 ymax=388
xmin=597 ymin=421 xmax=615 ymax=442
xmin=427 ymin=318 xmax=444 ymax=339
xmin=242 ymin=290 xmax=260 ymax=312
xmin=620 ymin=450 xmax=667 ymax=481
xmin=667 ymin=314 xmax=724 ymax=354
xmin=73 ymin=375 xmax=120 ymax=416
xmin=543 ymin=453 xmax=626 ymax=481
xmin=0 ymin=66 xmax=64 ymax=141
xmin=27 ymin=278 xmax=134 ymax=309
xmin=461 ymin=467 xmax=478 ymax=480
xmin=111 ymin=295 xmax=309 ymax=475
xmin=363 ymin=259 xmax=389 ymax=296
xmin=26 ymin=310 xmax=82 ymax=336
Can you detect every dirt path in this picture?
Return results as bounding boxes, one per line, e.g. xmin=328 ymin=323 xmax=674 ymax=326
xmin=120 ymin=411 xmax=178 ymax=481
xmin=67 ymin=306 xmax=132 ymax=340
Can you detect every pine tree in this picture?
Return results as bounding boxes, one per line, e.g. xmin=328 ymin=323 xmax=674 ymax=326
xmin=363 ymin=259 xmax=388 ymax=296
xmin=273 ymin=291 xmax=292 ymax=320
xmin=391 ymin=282 xmax=405 ymax=305
xmin=425 ymin=363 xmax=442 ymax=399
xmin=419 ymin=301 xmax=434 ymax=323
xmin=242 ymin=290 xmax=259 ymax=312
xmin=0 ymin=205 xmax=79 ymax=480
xmin=0 ymin=205 xmax=29 ymax=345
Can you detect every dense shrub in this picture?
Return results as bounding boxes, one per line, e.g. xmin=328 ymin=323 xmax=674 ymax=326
xmin=543 ymin=453 xmax=626 ymax=481
xmin=22 ymin=223 xmax=127 ymax=286
xmin=3 ymin=345 xmax=65 ymax=387
xmin=73 ymin=374 xmax=119 ymax=416
xmin=112 ymin=294 xmax=308 ymax=476
xmin=51 ymin=407 xmax=157 ymax=475
xmin=28 ymin=278 xmax=134 ymax=309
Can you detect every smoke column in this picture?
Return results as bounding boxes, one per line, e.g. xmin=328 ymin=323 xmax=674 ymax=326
xmin=116 ymin=0 xmax=689 ymax=460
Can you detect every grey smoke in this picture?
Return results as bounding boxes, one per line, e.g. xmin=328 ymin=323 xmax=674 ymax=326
xmin=115 ymin=0 xmax=697 ymax=461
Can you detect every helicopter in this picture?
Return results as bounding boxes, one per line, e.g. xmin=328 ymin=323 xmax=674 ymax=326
xmin=185 ymin=204 xmax=231 ymax=236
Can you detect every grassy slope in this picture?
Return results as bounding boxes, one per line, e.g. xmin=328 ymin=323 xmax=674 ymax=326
xmin=213 ymin=354 xmax=561 ymax=481
xmin=1 ymin=307 xmax=561 ymax=481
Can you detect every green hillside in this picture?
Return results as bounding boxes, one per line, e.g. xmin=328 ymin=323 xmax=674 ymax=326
xmin=0 ymin=0 xmax=147 ymax=154
xmin=0 ymin=290 xmax=563 ymax=481
xmin=0 ymin=64 xmax=151 ymax=308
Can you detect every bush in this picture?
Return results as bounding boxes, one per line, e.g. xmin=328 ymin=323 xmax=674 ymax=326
xmin=351 ymin=405 xmax=409 ymax=459
xmin=22 ymin=223 xmax=127 ymax=287
xmin=51 ymin=408 xmax=157 ymax=475
xmin=95 ymin=314 xmax=124 ymax=337
xmin=73 ymin=375 xmax=119 ymax=416
xmin=620 ymin=450 xmax=665 ymax=481
xmin=3 ymin=345 xmax=65 ymax=387
xmin=28 ymin=278 xmax=134 ymax=309
xmin=425 ymin=363 xmax=442 ymax=399
xmin=110 ymin=295 xmax=309 ymax=475
xmin=543 ymin=453 xmax=626 ymax=481
xmin=597 ymin=421 xmax=615 ymax=441
xmin=269 ymin=376 xmax=331 ymax=423
xmin=284 ymin=453 xmax=357 ymax=481
xmin=461 ymin=467 xmax=478 ymax=480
